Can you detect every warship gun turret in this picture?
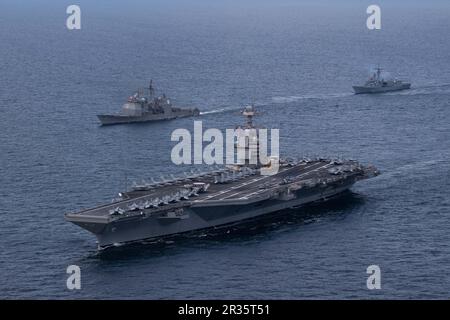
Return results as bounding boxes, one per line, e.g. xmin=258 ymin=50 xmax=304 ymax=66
xmin=97 ymin=80 xmax=200 ymax=125
xmin=353 ymin=67 xmax=411 ymax=94
xmin=67 ymin=106 xmax=379 ymax=249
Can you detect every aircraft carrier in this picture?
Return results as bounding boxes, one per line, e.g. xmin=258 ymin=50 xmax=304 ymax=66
xmin=97 ymin=80 xmax=200 ymax=125
xmin=66 ymin=107 xmax=379 ymax=249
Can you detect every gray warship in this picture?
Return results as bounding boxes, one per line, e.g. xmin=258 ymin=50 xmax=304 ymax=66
xmin=353 ymin=67 xmax=411 ymax=94
xmin=97 ymin=81 xmax=200 ymax=125
xmin=67 ymin=106 xmax=379 ymax=249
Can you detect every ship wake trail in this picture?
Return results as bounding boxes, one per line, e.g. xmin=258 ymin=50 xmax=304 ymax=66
xmin=199 ymin=106 xmax=242 ymax=115
xmin=392 ymin=83 xmax=450 ymax=96
xmin=413 ymin=83 xmax=450 ymax=90
xmin=391 ymin=159 xmax=449 ymax=179
xmin=363 ymin=159 xmax=449 ymax=192
xmin=200 ymin=101 xmax=268 ymax=115
xmin=271 ymin=92 xmax=354 ymax=104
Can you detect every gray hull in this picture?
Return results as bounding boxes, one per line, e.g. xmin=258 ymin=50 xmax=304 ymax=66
xmin=65 ymin=160 xmax=378 ymax=249
xmin=97 ymin=109 xmax=198 ymax=126
xmin=95 ymin=181 xmax=354 ymax=248
xmin=353 ymin=83 xmax=411 ymax=94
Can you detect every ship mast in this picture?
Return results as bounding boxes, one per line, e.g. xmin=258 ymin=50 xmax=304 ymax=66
xmin=148 ymin=79 xmax=154 ymax=99
xmin=242 ymin=104 xmax=256 ymax=129
xmin=232 ymin=105 xmax=259 ymax=168
xmin=375 ymin=66 xmax=382 ymax=81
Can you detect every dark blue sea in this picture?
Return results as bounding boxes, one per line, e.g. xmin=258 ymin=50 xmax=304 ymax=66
xmin=1 ymin=0 xmax=450 ymax=299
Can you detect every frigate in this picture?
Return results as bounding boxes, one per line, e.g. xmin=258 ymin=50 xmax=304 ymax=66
xmin=67 ymin=106 xmax=379 ymax=249
xmin=97 ymin=81 xmax=200 ymax=125
xmin=353 ymin=67 xmax=411 ymax=94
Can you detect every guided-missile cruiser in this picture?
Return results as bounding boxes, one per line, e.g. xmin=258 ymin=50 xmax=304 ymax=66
xmin=67 ymin=106 xmax=379 ymax=249
xmin=353 ymin=67 xmax=411 ymax=94
xmin=97 ymin=80 xmax=200 ymax=125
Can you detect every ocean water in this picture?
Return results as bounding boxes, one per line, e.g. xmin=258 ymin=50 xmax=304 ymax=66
xmin=1 ymin=0 xmax=450 ymax=299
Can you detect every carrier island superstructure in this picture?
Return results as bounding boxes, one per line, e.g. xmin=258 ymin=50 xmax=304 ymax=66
xmin=67 ymin=106 xmax=379 ymax=249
